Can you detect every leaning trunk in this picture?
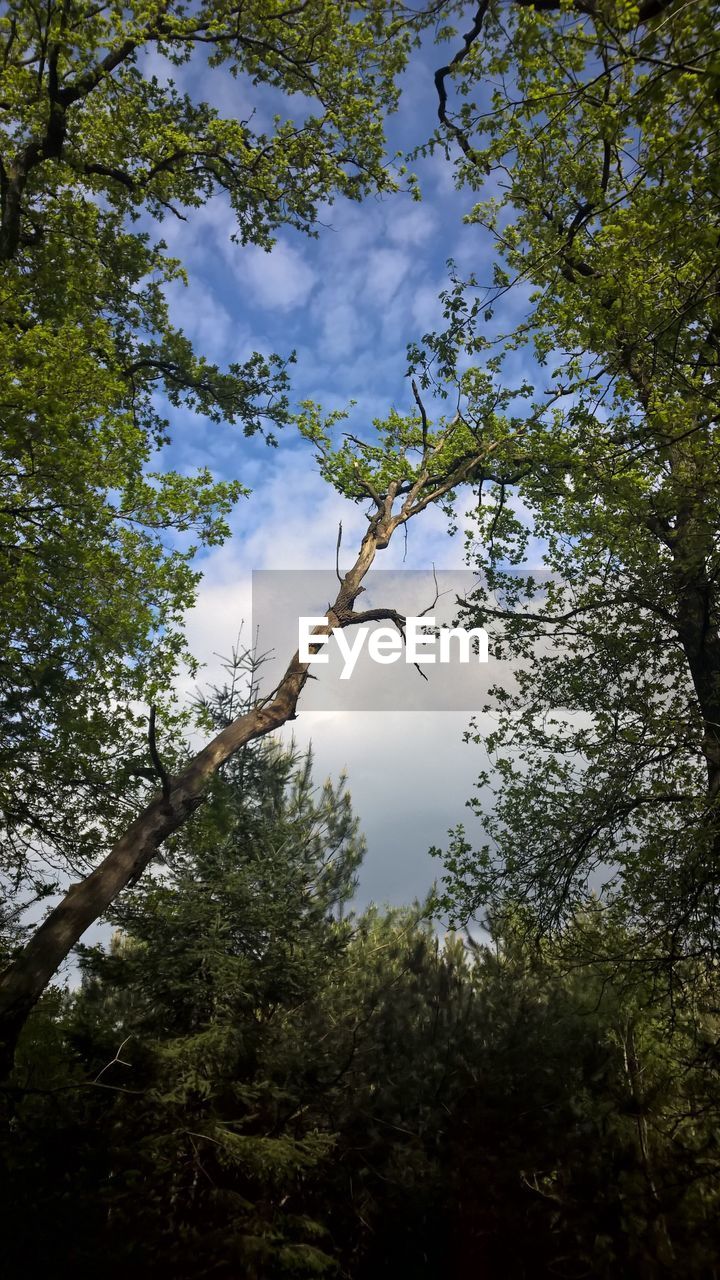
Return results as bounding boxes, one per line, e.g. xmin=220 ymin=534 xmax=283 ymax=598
xmin=0 ymin=657 xmax=309 ymax=1076
xmin=0 ymin=511 xmax=387 ymax=1074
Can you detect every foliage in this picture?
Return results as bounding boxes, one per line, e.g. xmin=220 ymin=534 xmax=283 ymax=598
xmin=2 ymin=655 xmax=718 ymax=1275
xmin=416 ymin=0 xmax=720 ymax=965
xmin=4 ymin=652 xmax=366 ymax=1276
xmin=4 ymin=894 xmax=720 ymax=1276
xmin=0 ymin=0 xmax=416 ymax=905
xmin=3 ymin=5 xmax=720 ymax=1273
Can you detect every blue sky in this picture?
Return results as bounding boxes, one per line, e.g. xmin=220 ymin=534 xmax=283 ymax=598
xmin=142 ymin=31 xmax=539 ymax=913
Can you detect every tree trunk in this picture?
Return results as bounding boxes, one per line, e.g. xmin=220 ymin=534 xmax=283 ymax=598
xmin=0 ymin=658 xmax=310 ymax=1076
xmin=0 ymin=520 xmax=384 ymax=1073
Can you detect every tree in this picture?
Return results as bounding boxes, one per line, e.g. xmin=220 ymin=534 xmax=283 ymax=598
xmin=6 ymin=883 xmax=720 ymax=1276
xmin=443 ymin=907 xmax=720 ymax=1279
xmin=0 ymin=0 xmax=417 ymax=943
xmin=2 ymin=661 xmax=365 ymax=1276
xmin=0 ymin=376 xmax=533 ymax=1070
xmin=413 ymin=0 xmax=720 ymax=972
xmin=0 ymin=653 xmax=467 ymax=1277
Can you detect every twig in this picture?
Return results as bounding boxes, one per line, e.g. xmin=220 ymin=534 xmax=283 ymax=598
xmin=418 ymin=564 xmax=450 ymax=617
xmin=336 ymin=520 xmax=343 ymax=583
xmin=411 ymin=377 xmax=429 ymax=452
xmin=434 ymin=1 xmax=491 ymax=164
xmin=94 ymin=1036 xmax=132 ymax=1083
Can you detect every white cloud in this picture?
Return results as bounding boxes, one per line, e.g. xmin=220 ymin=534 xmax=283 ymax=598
xmin=157 ymin=193 xmax=236 ymax=264
xmin=386 ymin=203 xmax=438 ymax=247
xmin=317 ymin=297 xmax=367 ymax=360
xmin=165 ymin=277 xmax=243 ymax=364
xmin=139 ymin=69 xmax=523 ymax=911
xmin=363 ymin=247 xmax=411 ymax=306
xmin=233 ymin=240 xmax=317 ymax=311
xmin=409 ymin=280 xmax=445 ymax=333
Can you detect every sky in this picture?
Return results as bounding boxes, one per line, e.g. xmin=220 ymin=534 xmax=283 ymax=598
xmin=142 ymin=27 xmax=540 ymax=915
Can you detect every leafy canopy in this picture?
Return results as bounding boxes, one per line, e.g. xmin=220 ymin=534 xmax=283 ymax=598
xmin=0 ymin=0 xmax=417 ymax=900
xmin=414 ymin=0 xmax=720 ymax=963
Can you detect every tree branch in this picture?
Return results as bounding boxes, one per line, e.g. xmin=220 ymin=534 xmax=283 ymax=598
xmin=0 ymin=426 xmax=502 ymax=1069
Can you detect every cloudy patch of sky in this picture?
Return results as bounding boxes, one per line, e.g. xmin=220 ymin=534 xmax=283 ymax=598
xmin=140 ymin=30 xmax=545 ymax=913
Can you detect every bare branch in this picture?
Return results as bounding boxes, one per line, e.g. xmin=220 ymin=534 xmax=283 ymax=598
xmin=335 ymin=520 xmax=343 ymax=583
xmin=93 ymin=1036 xmax=132 ymax=1083
xmin=411 ymin=378 xmax=429 ymax=453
